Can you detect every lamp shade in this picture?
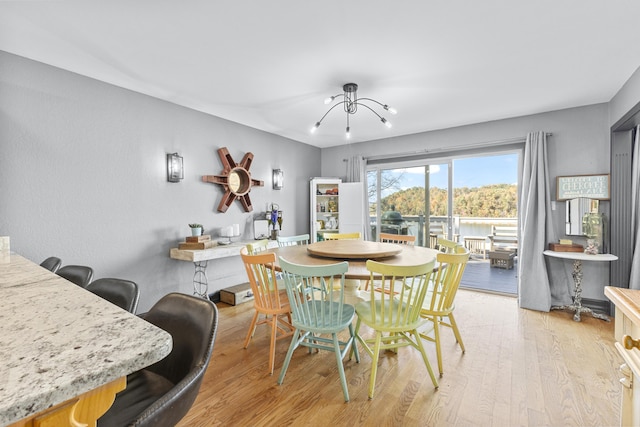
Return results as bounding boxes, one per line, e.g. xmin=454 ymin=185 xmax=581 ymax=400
xmin=272 ymin=169 xmax=284 ymax=190
xmin=167 ymin=153 xmax=183 ymax=182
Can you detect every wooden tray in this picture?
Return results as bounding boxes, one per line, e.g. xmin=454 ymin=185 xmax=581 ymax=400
xmin=548 ymin=243 xmax=584 ymax=252
xmin=307 ymin=240 xmax=402 ymax=259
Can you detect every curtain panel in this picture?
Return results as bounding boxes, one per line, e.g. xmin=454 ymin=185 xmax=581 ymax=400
xmin=346 ymin=155 xmax=371 ymax=241
xmin=628 ymin=126 xmax=640 ymax=289
xmin=519 ymin=131 xmax=564 ymax=311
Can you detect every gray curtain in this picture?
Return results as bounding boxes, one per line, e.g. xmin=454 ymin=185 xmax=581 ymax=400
xmin=628 ymin=126 xmax=640 ymax=289
xmin=346 ymin=155 xmax=371 ymax=240
xmin=519 ymin=131 xmax=562 ymax=311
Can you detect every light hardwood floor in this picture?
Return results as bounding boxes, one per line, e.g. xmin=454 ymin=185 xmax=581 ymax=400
xmin=177 ymin=290 xmax=622 ymax=426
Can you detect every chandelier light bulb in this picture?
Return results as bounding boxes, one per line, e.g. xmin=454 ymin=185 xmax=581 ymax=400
xmin=324 ymin=96 xmax=335 ymax=105
xmin=384 ymin=105 xmax=397 ymax=115
xmin=381 ymin=117 xmax=392 ymax=128
xmin=346 ymin=126 xmax=351 ymax=139
xmin=310 ymin=122 xmax=321 ymax=133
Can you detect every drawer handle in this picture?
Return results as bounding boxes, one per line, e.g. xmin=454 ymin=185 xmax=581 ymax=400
xmin=623 ymin=335 xmax=640 ymax=350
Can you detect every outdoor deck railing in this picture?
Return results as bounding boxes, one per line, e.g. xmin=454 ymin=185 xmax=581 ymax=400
xmin=371 ymin=215 xmax=517 ymax=248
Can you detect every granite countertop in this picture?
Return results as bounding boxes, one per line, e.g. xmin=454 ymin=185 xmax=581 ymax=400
xmin=0 ymin=253 xmax=173 ymax=426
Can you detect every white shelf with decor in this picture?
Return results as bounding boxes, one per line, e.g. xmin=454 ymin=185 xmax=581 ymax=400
xmin=310 ymin=177 xmax=364 ymax=243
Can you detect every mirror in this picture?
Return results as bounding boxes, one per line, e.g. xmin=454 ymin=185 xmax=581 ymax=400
xmin=228 ymin=168 xmax=251 ymax=195
xmin=565 ymin=197 xmax=592 ymax=236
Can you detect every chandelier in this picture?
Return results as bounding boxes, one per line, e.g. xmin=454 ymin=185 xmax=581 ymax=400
xmin=310 ymin=83 xmax=397 ymax=139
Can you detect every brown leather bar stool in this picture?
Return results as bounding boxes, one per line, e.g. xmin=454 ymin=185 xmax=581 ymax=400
xmin=98 ymin=292 xmax=219 ymax=427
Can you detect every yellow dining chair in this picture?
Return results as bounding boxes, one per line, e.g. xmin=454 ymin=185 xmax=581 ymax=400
xmin=276 ymin=234 xmax=310 ymax=247
xmin=436 ymin=237 xmax=459 ymax=253
xmin=379 ymin=232 xmax=416 ymax=246
xmin=354 ymin=259 xmax=438 ymax=399
xmin=277 ymin=257 xmax=360 ymax=402
xmin=246 ymin=239 xmax=270 ymax=254
xmin=323 ymin=232 xmax=361 ymax=240
xmin=320 ymin=232 xmax=362 ymax=298
xmin=365 ymin=233 xmax=417 ymax=292
xmin=419 ymin=249 xmax=470 ymax=377
xmin=240 ymin=247 xmax=294 ymax=375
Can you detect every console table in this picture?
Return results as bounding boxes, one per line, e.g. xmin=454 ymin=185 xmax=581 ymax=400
xmin=170 ymin=240 xmax=278 ymax=299
xmin=543 ymin=250 xmax=617 ymax=322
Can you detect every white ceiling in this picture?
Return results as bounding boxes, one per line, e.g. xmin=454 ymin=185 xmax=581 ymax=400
xmin=2 ymin=1 xmax=640 ymax=148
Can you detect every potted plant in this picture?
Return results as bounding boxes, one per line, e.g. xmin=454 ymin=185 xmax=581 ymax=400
xmin=189 ymin=223 xmax=203 ymax=236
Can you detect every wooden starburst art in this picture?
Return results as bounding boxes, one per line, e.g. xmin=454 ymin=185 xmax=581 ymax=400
xmin=202 ymin=147 xmax=264 ymax=212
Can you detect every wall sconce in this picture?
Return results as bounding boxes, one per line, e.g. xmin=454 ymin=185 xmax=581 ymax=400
xmin=167 ymin=152 xmax=184 ymax=182
xmin=272 ymin=169 xmax=284 ymax=190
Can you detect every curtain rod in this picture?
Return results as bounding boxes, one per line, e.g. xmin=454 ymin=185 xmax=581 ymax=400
xmin=343 ymin=133 xmax=552 ymax=162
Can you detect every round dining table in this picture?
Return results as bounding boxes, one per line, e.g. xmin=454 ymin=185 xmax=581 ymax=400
xmin=267 ymin=240 xmax=439 ymax=280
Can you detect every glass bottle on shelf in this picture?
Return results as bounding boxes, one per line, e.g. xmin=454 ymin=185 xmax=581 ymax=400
xmin=582 ymin=200 xmax=605 ymax=254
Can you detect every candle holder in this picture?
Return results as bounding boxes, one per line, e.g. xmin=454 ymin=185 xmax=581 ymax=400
xmin=219 ymin=225 xmax=241 ymax=245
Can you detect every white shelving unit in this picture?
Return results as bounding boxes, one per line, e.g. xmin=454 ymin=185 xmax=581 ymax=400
xmin=310 ymin=178 xmax=364 ymax=243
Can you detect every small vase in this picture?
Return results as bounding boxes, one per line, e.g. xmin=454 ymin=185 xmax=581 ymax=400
xmin=191 ymin=227 xmax=202 ymax=237
xmin=271 ymin=229 xmax=279 ymax=240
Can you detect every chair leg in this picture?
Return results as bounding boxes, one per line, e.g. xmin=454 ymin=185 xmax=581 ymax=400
xmin=332 ymin=333 xmax=350 ymax=402
xmin=269 ymin=315 xmax=278 ymax=375
xmin=351 ymin=317 xmax=364 ymax=360
xmin=412 ymin=328 xmax=439 ymax=389
xmin=433 ymin=318 xmax=443 ymax=377
xmin=349 ymin=323 xmax=360 ymax=363
xmin=278 ymin=329 xmax=301 ymax=385
xmin=368 ymin=331 xmax=383 ymax=399
xmin=243 ymin=310 xmax=260 ymax=349
xmin=448 ymin=313 xmax=465 ymax=353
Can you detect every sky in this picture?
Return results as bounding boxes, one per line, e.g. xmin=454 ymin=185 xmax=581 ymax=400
xmin=373 ymin=153 xmax=518 ymax=198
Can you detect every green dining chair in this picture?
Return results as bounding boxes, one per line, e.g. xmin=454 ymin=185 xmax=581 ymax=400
xmin=276 ymin=234 xmax=310 ymax=247
xmin=277 ymin=257 xmax=360 ymax=402
xmin=354 ymin=259 xmax=438 ymax=399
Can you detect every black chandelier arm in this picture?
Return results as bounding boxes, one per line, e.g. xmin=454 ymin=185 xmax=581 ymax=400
xmin=357 ymin=97 xmax=395 ymax=113
xmin=316 ymin=101 xmax=348 ymax=125
xmin=353 ymin=101 xmax=385 ymax=120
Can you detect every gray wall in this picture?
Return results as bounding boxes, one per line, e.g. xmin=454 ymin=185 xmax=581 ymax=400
xmin=610 ymin=65 xmax=640 ymax=126
xmin=0 ymin=51 xmax=319 ymax=312
xmin=321 ymin=104 xmax=612 ymax=301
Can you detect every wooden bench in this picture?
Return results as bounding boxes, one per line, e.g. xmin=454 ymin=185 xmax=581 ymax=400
xmin=488 ymin=225 xmax=518 ymax=253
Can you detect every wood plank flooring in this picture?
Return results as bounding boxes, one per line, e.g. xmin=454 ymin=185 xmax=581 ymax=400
xmin=177 ymin=290 xmax=621 ymax=426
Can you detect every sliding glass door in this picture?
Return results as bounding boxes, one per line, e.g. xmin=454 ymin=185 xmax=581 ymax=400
xmin=368 ymin=160 xmax=452 ymax=247
xmin=367 ymin=150 xmax=520 ymax=295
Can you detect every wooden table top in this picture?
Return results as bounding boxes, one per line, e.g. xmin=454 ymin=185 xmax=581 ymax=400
xmin=306 ymin=240 xmax=403 ymax=259
xmin=269 ymin=243 xmax=438 ymax=280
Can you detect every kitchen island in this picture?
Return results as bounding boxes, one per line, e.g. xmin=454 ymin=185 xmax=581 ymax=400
xmin=0 ymin=253 xmax=172 ymax=426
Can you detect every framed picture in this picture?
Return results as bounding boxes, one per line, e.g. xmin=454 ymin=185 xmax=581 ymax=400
xmin=556 ymin=174 xmax=610 ymax=201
